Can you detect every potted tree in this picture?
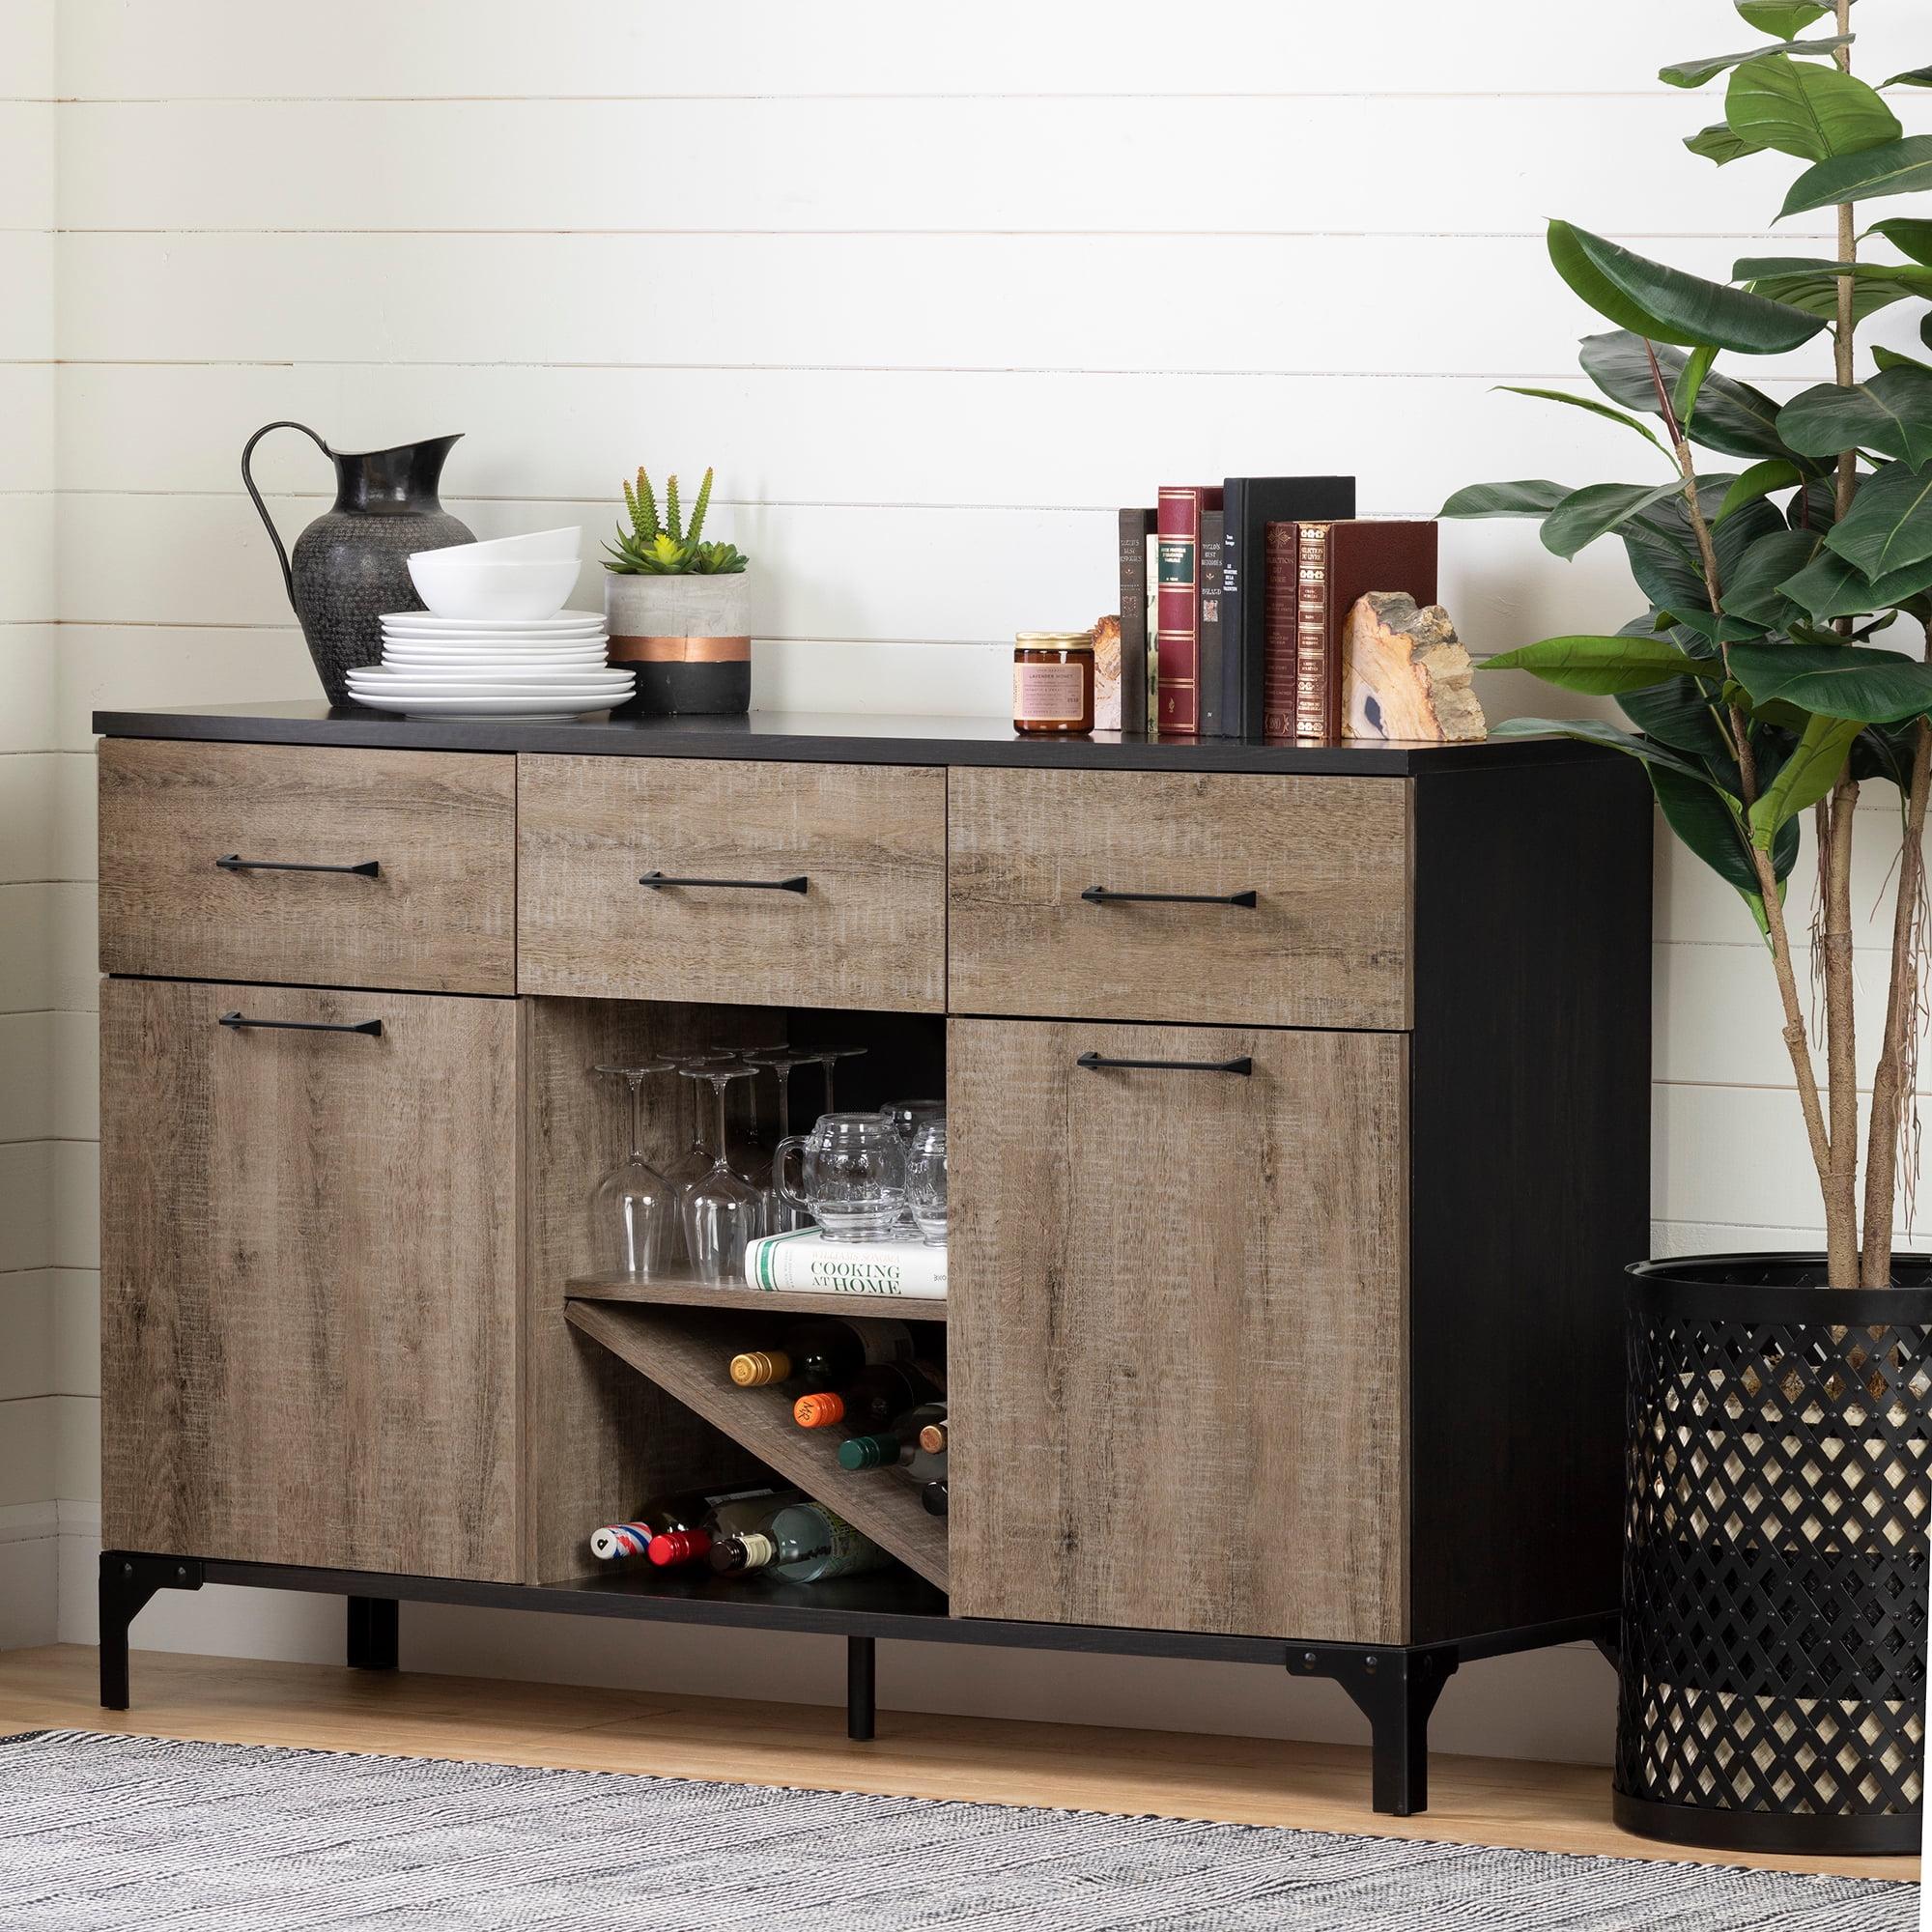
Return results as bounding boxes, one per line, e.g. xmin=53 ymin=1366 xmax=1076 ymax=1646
xmin=602 ymin=464 xmax=752 ymax=714
xmin=1446 ymin=3 xmax=1932 ymax=1855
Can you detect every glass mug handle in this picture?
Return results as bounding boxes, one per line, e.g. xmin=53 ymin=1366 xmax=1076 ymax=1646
xmin=773 ymin=1135 xmax=814 ymax=1218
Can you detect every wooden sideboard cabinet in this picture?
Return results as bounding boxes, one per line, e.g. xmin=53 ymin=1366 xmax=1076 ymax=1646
xmin=93 ymin=704 xmax=1652 ymax=1816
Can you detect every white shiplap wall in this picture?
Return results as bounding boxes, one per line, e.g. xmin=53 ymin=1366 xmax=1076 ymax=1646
xmin=11 ymin=0 xmax=1932 ymax=1761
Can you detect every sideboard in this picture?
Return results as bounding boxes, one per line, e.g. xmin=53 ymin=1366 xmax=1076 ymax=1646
xmin=92 ymin=701 xmax=1652 ymax=1815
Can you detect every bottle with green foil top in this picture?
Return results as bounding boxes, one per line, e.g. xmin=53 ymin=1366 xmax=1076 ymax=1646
xmin=706 ymin=1498 xmax=891 ymax=1584
xmin=837 ymin=1403 xmax=947 ymax=1488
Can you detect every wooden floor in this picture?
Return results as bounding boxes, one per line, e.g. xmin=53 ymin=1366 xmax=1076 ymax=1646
xmin=0 ymin=1645 xmax=1917 ymax=1885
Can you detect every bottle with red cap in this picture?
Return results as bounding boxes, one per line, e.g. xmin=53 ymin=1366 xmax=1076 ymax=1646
xmin=646 ymin=1488 xmax=804 ymax=1571
xmin=587 ymin=1481 xmax=786 ymax=1563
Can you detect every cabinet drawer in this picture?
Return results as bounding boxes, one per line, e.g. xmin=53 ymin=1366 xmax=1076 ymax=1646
xmin=99 ymin=739 xmax=517 ymax=994
xmin=948 ymin=1016 xmax=1409 ymax=1642
xmin=518 ymin=754 xmax=947 ymax=1011
xmin=99 ymin=979 xmax=522 ymax=1581
xmin=947 ymin=767 xmax=1410 ymax=1029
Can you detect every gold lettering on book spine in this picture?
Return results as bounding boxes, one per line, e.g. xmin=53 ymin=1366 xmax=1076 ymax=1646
xmin=1294 ymin=525 xmax=1331 ymax=740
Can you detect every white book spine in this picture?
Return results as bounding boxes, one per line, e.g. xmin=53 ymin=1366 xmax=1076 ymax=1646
xmin=744 ymin=1229 xmax=947 ymax=1298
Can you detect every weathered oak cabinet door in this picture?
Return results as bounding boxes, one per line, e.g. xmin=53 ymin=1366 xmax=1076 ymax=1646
xmin=100 ymin=979 xmax=521 ymax=1581
xmin=948 ymin=1018 xmax=1410 ymax=1643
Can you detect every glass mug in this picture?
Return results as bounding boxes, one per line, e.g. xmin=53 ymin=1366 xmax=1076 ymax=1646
xmin=774 ymin=1113 xmax=907 ymax=1242
xmin=906 ymin=1120 xmax=947 ymax=1247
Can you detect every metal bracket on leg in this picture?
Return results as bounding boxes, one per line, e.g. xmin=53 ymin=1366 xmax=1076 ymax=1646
xmin=846 ymin=1634 xmax=876 ymax=1742
xmin=347 ymin=1596 xmax=400 ymax=1671
xmin=99 ymin=1553 xmax=204 ymax=1711
xmin=1292 ymin=1644 xmax=1459 ymax=1817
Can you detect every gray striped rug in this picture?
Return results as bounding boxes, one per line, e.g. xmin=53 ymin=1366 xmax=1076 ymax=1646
xmin=0 ymin=1728 xmax=1914 ymax=1930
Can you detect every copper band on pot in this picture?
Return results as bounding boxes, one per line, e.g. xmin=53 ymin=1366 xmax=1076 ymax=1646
xmin=608 ymin=635 xmax=752 ymax=665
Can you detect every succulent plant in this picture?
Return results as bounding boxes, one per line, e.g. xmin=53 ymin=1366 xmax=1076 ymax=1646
xmin=602 ymin=464 xmax=750 ymax=575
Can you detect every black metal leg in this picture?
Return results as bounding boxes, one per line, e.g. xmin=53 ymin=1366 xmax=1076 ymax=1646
xmin=99 ymin=1553 xmax=203 ymax=1711
xmin=1314 ymin=1646 xmax=1458 ymax=1817
xmin=347 ymin=1596 xmax=400 ymax=1671
xmin=846 ymin=1634 xmax=876 ymax=1742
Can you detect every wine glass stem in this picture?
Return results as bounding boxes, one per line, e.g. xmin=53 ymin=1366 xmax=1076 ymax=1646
xmin=713 ymin=1080 xmax=730 ymax=1168
xmin=776 ymin=1066 xmax=791 ymax=1141
xmin=822 ymin=1059 xmax=837 ymax=1115
xmin=627 ymin=1074 xmax=646 ymax=1164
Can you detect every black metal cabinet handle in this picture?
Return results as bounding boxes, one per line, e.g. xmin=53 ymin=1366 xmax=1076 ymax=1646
xmin=639 ymin=871 xmax=809 ymax=895
xmin=216 ymin=854 xmax=381 ymax=878
xmin=1076 ymin=1050 xmax=1252 ymax=1077
xmin=1080 ymin=885 xmax=1257 ymax=908
xmin=218 ymin=1011 xmax=383 ymax=1037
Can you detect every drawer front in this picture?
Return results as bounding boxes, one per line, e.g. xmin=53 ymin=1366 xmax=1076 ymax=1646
xmin=99 ymin=739 xmax=517 ymax=994
xmin=948 ymin=1016 xmax=1409 ymax=1642
xmin=948 ymin=767 xmax=1410 ymax=1028
xmin=99 ymin=979 xmax=522 ymax=1581
xmin=518 ymin=754 xmax=948 ymax=1011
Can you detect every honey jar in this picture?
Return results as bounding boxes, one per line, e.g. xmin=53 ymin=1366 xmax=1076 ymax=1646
xmin=1012 ymin=631 xmax=1095 ymax=734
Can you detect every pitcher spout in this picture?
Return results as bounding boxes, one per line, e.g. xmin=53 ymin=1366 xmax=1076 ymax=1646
xmin=331 ymin=432 xmax=465 ymax=514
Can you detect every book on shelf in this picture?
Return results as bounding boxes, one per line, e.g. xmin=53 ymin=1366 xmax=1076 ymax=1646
xmin=1116 ymin=507 xmax=1156 ymax=735
xmin=1155 ymin=486 xmax=1222 ymax=734
xmin=1221 ymin=476 xmax=1356 ymax=737
xmin=744 ymin=1227 xmax=947 ymax=1299
xmin=1261 ymin=518 xmax=1438 ymax=742
xmin=1195 ymin=508 xmax=1228 ymax=737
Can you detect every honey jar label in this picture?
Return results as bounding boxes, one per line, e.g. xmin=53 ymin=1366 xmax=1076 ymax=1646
xmin=1014 ymin=662 xmax=1086 ymax=724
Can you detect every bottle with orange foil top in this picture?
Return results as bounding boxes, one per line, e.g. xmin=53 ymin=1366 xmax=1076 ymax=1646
xmin=791 ymin=1362 xmax=924 ymax=1432
xmin=1013 ymin=631 xmax=1094 ymax=734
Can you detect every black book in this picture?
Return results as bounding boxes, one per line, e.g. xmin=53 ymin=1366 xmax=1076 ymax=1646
xmin=1117 ymin=506 xmax=1156 ymax=736
xmin=1221 ymin=475 xmax=1356 ymax=737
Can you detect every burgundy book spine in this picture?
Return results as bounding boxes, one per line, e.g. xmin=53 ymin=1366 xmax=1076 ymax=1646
xmin=1293 ymin=522 xmax=1334 ymax=740
xmin=1155 ymin=486 xmax=1222 ymax=735
xmin=1261 ymin=523 xmax=1299 ymax=738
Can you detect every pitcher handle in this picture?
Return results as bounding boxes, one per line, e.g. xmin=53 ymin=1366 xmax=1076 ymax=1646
xmin=773 ymin=1135 xmax=813 ymax=1217
xmin=241 ymin=421 xmax=330 ymax=605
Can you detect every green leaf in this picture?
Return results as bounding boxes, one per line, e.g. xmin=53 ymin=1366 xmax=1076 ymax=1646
xmin=1673 ymin=346 xmax=1718 ymax=435
xmin=1823 ymin=459 xmax=1932 ymax=579
xmin=1883 ymin=66 xmax=1932 ymax=89
xmin=1736 ymin=0 xmax=1837 ymax=36
xmin=1493 ymin=385 xmax=1669 ymax=453
xmin=1875 ymin=347 xmax=1932 ymax=376
xmin=1778 ymin=368 xmax=1932 ymax=469
xmin=1437 ymin=479 xmax=1572 ymax=520
xmin=1729 ymin=639 xmax=1932 ymax=722
xmin=1484 ymin=714 xmax=1719 ymax=783
xmin=1748 ymin=712 xmax=1863 ymax=848
xmin=1780 ymin=135 xmax=1932 ymax=217
xmin=1579 ymin=330 xmax=1806 ymax=464
xmin=1686 ymin=121 xmax=1771 ymax=164
xmin=1871 ymin=218 xmax=1932 ymax=266
xmin=1548 ymin=221 xmax=1828 ymax=354
xmin=1778 ymin=545 xmax=1885 ymax=617
xmin=1649 ymin=765 xmax=1776 ymax=931
xmin=1661 ymin=35 xmax=1850 ymax=88
xmin=1731 ymin=256 xmax=1922 ymax=322
xmin=1480 ymin=635 xmax=1719 ymax=695
xmin=1662 ymin=606 xmax=1771 ymax=643
xmin=1725 ymin=52 xmax=1900 ymax=161
xmin=1722 ymin=526 xmax=1821 ymax=624
xmin=1716 ymin=458 xmax=1804 ymax=521
xmin=1542 ymin=479 xmax=1689 ymax=558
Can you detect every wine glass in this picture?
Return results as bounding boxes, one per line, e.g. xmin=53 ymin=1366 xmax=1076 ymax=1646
xmin=744 ymin=1045 xmax=820 ymax=1233
xmin=680 ymin=1060 xmax=766 ymax=1284
xmin=588 ymin=1060 xmax=676 ymax=1279
xmin=806 ymin=1042 xmax=868 ymax=1115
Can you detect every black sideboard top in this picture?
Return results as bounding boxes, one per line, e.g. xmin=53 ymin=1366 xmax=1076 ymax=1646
xmin=91 ymin=701 xmax=1610 ymax=777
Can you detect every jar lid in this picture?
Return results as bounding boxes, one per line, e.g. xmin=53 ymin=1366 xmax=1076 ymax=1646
xmin=1015 ymin=630 xmax=1094 ymax=651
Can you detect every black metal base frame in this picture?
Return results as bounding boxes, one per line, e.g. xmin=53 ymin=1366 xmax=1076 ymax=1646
xmin=99 ymin=1551 xmax=1612 ymax=1819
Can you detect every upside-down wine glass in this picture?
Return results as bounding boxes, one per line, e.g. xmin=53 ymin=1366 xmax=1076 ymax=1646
xmin=807 ymin=1042 xmax=868 ymax=1116
xmin=588 ymin=1059 xmax=676 ymax=1280
xmin=680 ymin=1059 xmax=767 ymax=1284
xmin=744 ymin=1045 xmax=820 ymax=1233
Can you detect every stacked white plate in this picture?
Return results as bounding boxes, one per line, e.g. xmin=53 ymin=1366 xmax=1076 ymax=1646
xmin=347 ymin=612 xmax=634 ymax=719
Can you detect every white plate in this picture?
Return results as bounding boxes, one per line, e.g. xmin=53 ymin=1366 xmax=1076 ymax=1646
xmin=381 ymin=640 xmax=608 ymax=658
xmin=348 ymin=690 xmax=627 ymax=718
xmin=381 ymin=650 xmax=610 ymax=668
xmin=380 ymin=611 xmax=606 ymax=634
xmin=350 ymin=674 xmax=633 ymax=696
xmin=380 ymin=624 xmax=607 ymax=642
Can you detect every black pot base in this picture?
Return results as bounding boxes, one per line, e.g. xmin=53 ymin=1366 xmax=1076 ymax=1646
xmin=628 ymin=660 xmax=750 ymax=717
xmin=1612 ymin=1786 xmax=1920 ymax=1858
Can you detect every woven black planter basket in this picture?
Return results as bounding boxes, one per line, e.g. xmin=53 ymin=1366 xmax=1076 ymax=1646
xmin=1615 ymin=1255 xmax=1932 ymax=1856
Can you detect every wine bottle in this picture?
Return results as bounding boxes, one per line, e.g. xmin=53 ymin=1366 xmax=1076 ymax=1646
xmin=707 ymin=1499 xmax=892 ymax=1583
xmin=728 ymin=1317 xmax=913 ymax=1392
xmin=647 ymin=1488 xmax=803 ymax=1569
xmin=588 ymin=1481 xmax=785 ymax=1562
xmin=918 ymin=1418 xmax=948 ymax=1456
xmin=922 ymin=1478 xmax=948 ymax=1518
xmin=792 ymin=1362 xmax=927 ymax=1432
xmin=837 ymin=1404 xmax=948 ymax=1486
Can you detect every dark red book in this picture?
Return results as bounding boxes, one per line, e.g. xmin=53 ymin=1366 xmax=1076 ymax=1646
xmin=1264 ymin=520 xmax=1438 ymax=741
xmin=1155 ymin=486 xmax=1222 ymax=735
xmin=1261 ymin=523 xmax=1300 ymax=740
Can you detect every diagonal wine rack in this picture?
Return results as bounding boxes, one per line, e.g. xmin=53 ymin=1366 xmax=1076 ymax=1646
xmin=564 ymin=1298 xmax=950 ymax=1592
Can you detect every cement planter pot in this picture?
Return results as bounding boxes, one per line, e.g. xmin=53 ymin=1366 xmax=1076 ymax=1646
xmin=1614 ymin=1255 xmax=1932 ymax=1857
xmin=603 ymin=571 xmax=752 ymax=715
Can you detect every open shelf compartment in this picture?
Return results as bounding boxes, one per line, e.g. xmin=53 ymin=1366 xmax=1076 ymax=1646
xmin=568 ymin=1272 xmax=946 ymax=1322
xmin=565 ymin=1298 xmax=951 ymax=1593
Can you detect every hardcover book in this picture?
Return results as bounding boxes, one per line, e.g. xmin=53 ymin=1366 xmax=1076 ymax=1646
xmin=1155 ymin=486 xmax=1222 ymax=734
xmin=1222 ymin=476 xmax=1356 ymax=737
xmin=1196 ymin=509 xmax=1228 ymax=736
xmin=745 ymin=1228 xmax=947 ymax=1299
xmin=1116 ymin=507 xmax=1156 ymax=736
xmin=1263 ymin=519 xmax=1438 ymax=741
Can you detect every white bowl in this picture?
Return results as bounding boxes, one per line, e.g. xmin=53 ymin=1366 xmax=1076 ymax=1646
xmin=407 ymin=552 xmax=582 ymax=621
xmin=448 ymin=526 xmax=582 ymax=561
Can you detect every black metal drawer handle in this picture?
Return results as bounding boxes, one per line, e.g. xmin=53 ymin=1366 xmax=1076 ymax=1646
xmin=639 ymin=871 xmax=810 ymax=895
xmin=1080 ymin=885 xmax=1257 ymax=908
xmin=1076 ymin=1050 xmax=1252 ymax=1077
xmin=218 ymin=1011 xmax=383 ymax=1037
xmin=216 ymin=854 xmax=381 ymax=878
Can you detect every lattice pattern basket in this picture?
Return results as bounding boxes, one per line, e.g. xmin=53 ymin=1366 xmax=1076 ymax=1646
xmin=1614 ymin=1259 xmax=1932 ymax=1856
